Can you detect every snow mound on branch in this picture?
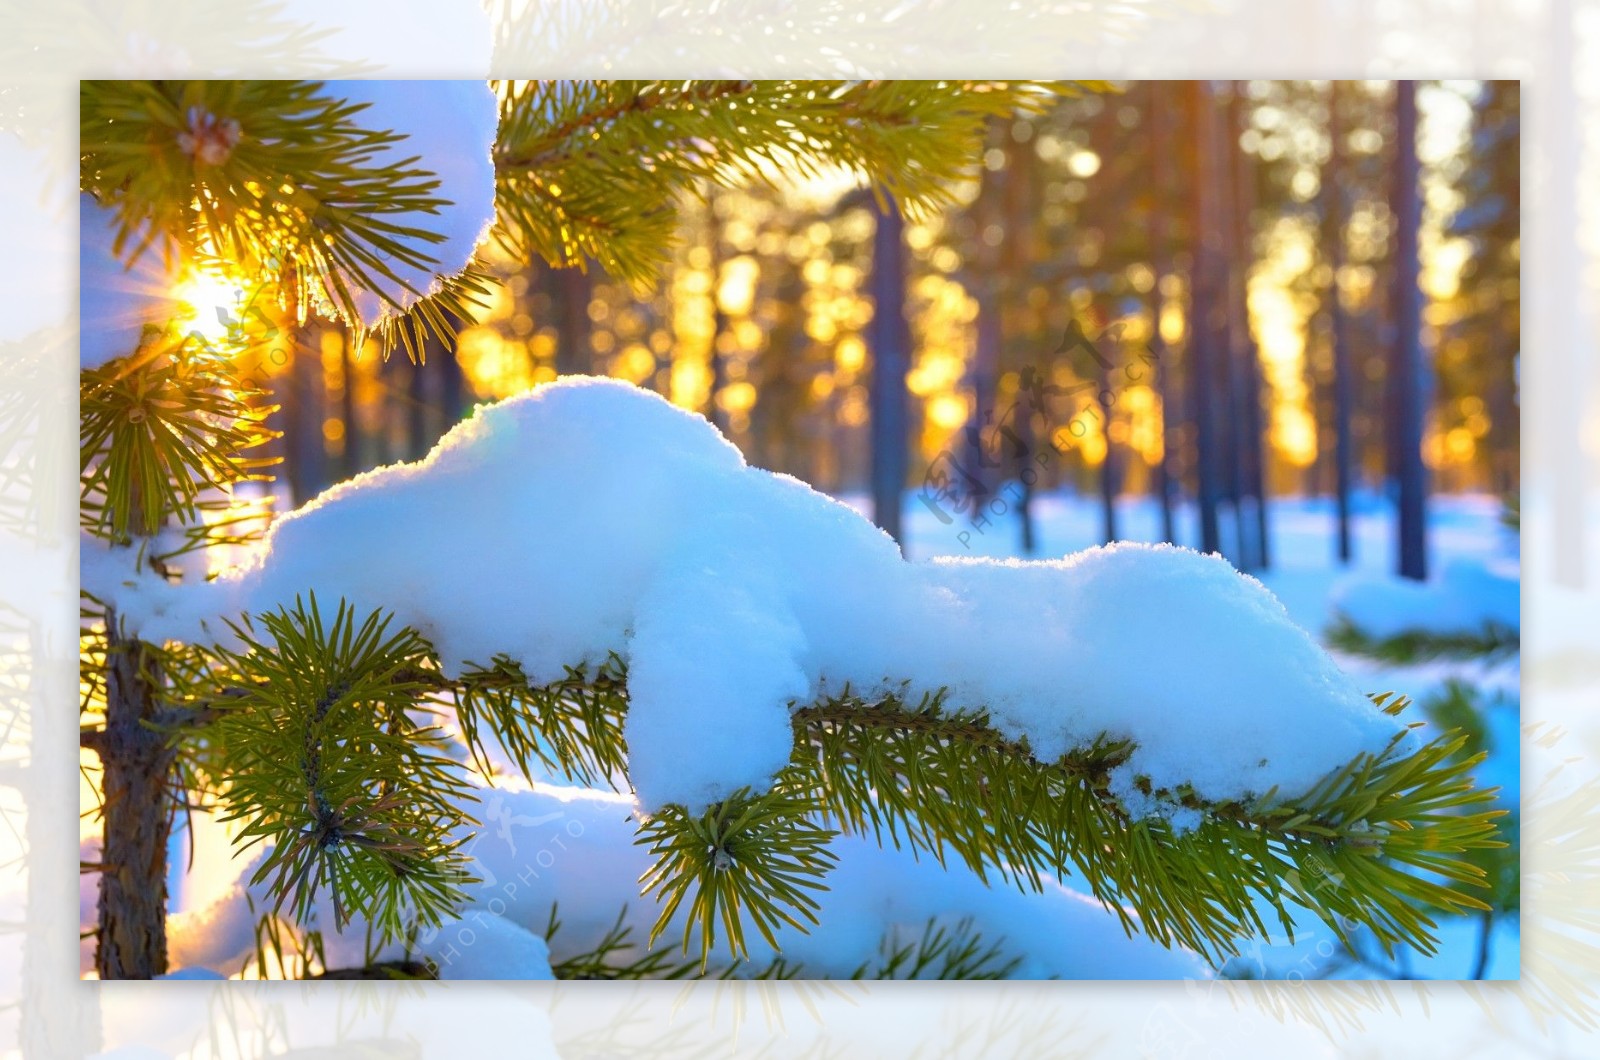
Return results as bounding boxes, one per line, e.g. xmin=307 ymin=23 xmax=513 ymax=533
xmin=117 ymin=377 xmax=1408 ymax=814
xmin=1331 ymin=558 xmax=1520 ymax=639
xmin=79 ymin=193 xmax=179 ymax=370
xmin=167 ymin=785 xmax=1208 ymax=980
xmin=332 ymin=80 xmax=499 ymax=327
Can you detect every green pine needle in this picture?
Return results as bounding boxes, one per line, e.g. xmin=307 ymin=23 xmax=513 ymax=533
xmin=208 ymin=595 xmax=479 ymax=942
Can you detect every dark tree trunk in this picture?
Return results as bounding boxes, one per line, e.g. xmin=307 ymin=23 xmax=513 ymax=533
xmin=1146 ymin=81 xmax=1177 ymax=546
xmin=1326 ymin=81 xmax=1356 ymax=564
xmin=1187 ymin=81 xmax=1225 ymax=557
xmin=406 ymin=353 xmax=430 ymax=461
xmin=1229 ymin=84 xmax=1270 ymax=570
xmin=339 ymin=332 xmax=361 ymax=479
xmin=279 ymin=321 xmax=326 ymax=505
xmin=706 ymin=191 xmax=727 ymax=433
xmin=554 ymin=265 xmax=593 ymax=377
xmin=868 ymin=197 xmax=911 ymax=545
xmin=1391 ymin=80 xmax=1429 ymax=580
xmin=1097 ymin=351 xmax=1118 ymax=544
xmin=1001 ymin=129 xmax=1038 ymax=554
xmin=94 ymin=617 xmax=174 ymax=980
xmin=438 ymin=328 xmax=465 ymax=429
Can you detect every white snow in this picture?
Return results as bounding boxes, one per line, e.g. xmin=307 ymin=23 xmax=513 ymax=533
xmin=328 ymin=80 xmax=499 ymax=328
xmin=92 ymin=377 xmax=1410 ymax=817
xmin=1331 ymin=558 xmax=1521 ymax=639
xmin=78 ymin=193 xmax=179 ymax=370
xmin=164 ymin=783 xmax=1208 ymax=981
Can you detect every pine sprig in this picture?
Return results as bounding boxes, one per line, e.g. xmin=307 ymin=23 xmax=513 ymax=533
xmin=636 ymin=784 xmax=840 ymax=963
xmin=493 ymin=79 xmax=1106 ymax=288
xmin=853 ymin=916 xmax=1023 ymax=980
xmin=208 ymin=595 xmax=478 ymax=943
xmin=1326 ymin=613 xmax=1520 ymax=665
xmin=453 ymin=652 xmax=630 ymax=789
xmin=782 ymin=689 xmax=1504 ymax=964
xmin=543 ymin=905 xmax=704 ymax=980
xmin=80 ymin=79 xmax=484 ymax=354
xmin=80 ymin=337 xmax=278 ymax=542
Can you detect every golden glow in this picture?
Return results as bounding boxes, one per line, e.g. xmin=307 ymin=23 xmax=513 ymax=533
xmin=719 ymin=380 xmax=758 ymax=413
xmin=174 ymin=267 xmax=250 ymax=345
xmin=835 ymin=335 xmax=867 ymax=374
xmin=716 ymin=256 xmax=760 ymax=316
xmin=927 ymin=392 xmax=969 ymax=430
xmin=1247 ymin=217 xmax=1321 ymax=469
xmin=458 ymin=325 xmax=537 ymax=398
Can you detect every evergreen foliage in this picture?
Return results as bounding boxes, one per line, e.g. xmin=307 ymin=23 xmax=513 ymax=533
xmin=1326 ymin=614 xmax=1520 ymax=665
xmin=493 ymin=79 xmax=1103 ymax=288
xmin=78 ymin=77 xmax=1506 ymax=979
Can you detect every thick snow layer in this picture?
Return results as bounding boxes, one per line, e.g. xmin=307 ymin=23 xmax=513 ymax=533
xmin=79 ymin=194 xmax=179 ymax=370
xmin=165 ymin=785 xmax=1207 ymax=981
xmin=330 ymin=80 xmax=498 ymax=327
xmin=1332 ymin=558 xmax=1521 ymax=639
xmin=95 ymin=377 xmax=1409 ymax=815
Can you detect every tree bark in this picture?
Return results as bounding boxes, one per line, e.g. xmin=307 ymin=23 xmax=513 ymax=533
xmin=1146 ymin=81 xmax=1177 ymax=546
xmin=1391 ymin=80 xmax=1429 ymax=581
xmin=1187 ymin=81 xmax=1226 ymax=558
xmin=1325 ymin=81 xmax=1357 ymax=564
xmin=94 ymin=615 xmax=175 ymax=979
xmin=868 ymin=197 xmax=911 ymax=545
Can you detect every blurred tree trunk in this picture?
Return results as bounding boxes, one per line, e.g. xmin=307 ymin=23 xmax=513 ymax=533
xmin=1145 ymin=81 xmax=1178 ymax=546
xmin=869 ymin=196 xmax=912 ymax=545
xmin=1002 ymin=128 xmax=1040 ymax=554
xmin=1096 ymin=345 xmax=1117 ymax=544
xmin=1324 ymin=81 xmax=1356 ymax=564
xmin=406 ymin=353 xmax=429 ymax=462
xmin=1390 ymin=80 xmax=1429 ymax=580
xmin=339 ymin=330 xmax=361 ymax=479
xmin=706 ymin=190 xmax=727 ymax=433
xmin=438 ymin=324 xmax=465 ymax=429
xmin=279 ymin=291 xmax=327 ymax=504
xmin=1186 ymin=81 xmax=1225 ymax=558
xmin=964 ymin=122 xmax=1005 ymax=541
xmin=554 ymin=264 xmax=592 ymax=378
xmin=1228 ymin=83 xmax=1269 ymax=570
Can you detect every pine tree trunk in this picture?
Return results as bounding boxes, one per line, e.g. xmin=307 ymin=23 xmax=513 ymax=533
xmin=1187 ymin=81 xmax=1225 ymax=558
xmin=868 ymin=197 xmax=911 ymax=545
xmin=555 ymin=264 xmax=593 ymax=377
xmin=1325 ymin=81 xmax=1356 ymax=564
xmin=1391 ymin=80 xmax=1429 ymax=581
xmin=95 ymin=614 xmax=174 ymax=979
xmin=706 ymin=191 xmax=727 ymax=433
xmin=1146 ymin=81 xmax=1177 ymax=546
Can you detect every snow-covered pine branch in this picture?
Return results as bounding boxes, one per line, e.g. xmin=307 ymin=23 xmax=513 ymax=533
xmin=85 ymin=378 xmax=1505 ymax=967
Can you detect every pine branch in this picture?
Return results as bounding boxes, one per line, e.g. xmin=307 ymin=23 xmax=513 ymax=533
xmin=80 ymin=336 xmax=279 ymax=542
xmin=852 ymin=915 xmax=1023 ymax=980
xmin=207 ymin=595 xmax=479 ymax=943
xmin=1326 ymin=613 xmax=1520 ymax=665
xmin=492 ymin=79 xmax=1107 ymax=288
xmin=80 ymin=80 xmax=485 ymax=356
xmin=784 ymin=689 xmax=1503 ymax=964
xmin=452 ymin=653 xmax=631 ymax=790
xmin=109 ymin=582 xmax=1506 ymax=976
